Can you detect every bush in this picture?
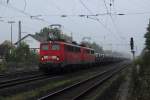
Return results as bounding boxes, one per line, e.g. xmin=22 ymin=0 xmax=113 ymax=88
xmin=0 ymin=61 xmax=7 ymax=72
xmin=142 ymin=52 xmax=150 ymax=65
xmin=6 ymin=43 xmax=39 ymax=65
xmin=2 ymin=42 xmax=39 ymax=71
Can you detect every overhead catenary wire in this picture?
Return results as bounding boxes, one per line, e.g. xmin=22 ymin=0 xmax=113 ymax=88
xmin=78 ymin=0 xmax=114 ymax=34
xmin=102 ymin=0 xmax=128 ymax=44
xmin=78 ymin=0 xmax=123 ymax=44
xmin=23 ymin=0 xmax=27 ymax=11
xmin=1 ymin=1 xmax=149 ymax=34
xmin=45 ymin=0 xmax=76 ymax=35
xmin=0 ymin=0 xmax=147 ymax=53
xmin=103 ymin=0 xmax=109 ymax=14
xmin=0 ymin=2 xmax=51 ymax=24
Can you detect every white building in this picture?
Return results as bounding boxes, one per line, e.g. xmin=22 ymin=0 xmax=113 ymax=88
xmin=15 ymin=34 xmax=42 ymax=53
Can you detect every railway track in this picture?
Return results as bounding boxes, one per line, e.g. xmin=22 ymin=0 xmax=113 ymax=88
xmin=38 ymin=63 xmax=127 ymax=100
xmin=0 ymin=72 xmax=64 ymax=97
xmin=0 ymin=70 xmax=40 ymax=79
xmin=0 ymin=74 xmax=5 ymax=78
xmin=0 ymin=72 xmax=63 ymax=91
xmin=0 ymin=74 xmax=48 ymax=89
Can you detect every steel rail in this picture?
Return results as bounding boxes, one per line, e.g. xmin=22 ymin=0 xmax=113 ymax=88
xmin=0 ymin=74 xmax=46 ymax=89
xmin=71 ymin=65 xmax=128 ymax=100
xmin=0 ymin=74 xmax=5 ymax=78
xmin=0 ymin=73 xmax=43 ymax=84
xmin=0 ymin=74 xmax=59 ymax=89
xmin=38 ymin=65 xmax=120 ymax=100
xmin=0 ymin=70 xmax=40 ymax=78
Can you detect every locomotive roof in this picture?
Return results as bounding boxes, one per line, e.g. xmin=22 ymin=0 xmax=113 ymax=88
xmin=41 ymin=41 xmax=94 ymax=50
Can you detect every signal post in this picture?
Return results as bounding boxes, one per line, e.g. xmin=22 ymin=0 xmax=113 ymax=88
xmin=130 ymin=37 xmax=135 ymax=60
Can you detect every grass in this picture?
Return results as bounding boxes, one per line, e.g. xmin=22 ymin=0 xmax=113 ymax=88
xmin=0 ymin=62 xmax=7 ymax=73
xmin=1 ymin=79 xmax=71 ymax=100
xmin=128 ymin=53 xmax=150 ymax=100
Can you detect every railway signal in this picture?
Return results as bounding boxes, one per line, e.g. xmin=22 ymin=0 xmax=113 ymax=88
xmin=130 ymin=37 xmax=135 ymax=59
xmin=130 ymin=37 xmax=134 ymax=50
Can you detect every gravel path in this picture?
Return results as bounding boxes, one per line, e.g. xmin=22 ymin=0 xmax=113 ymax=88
xmin=117 ymin=67 xmax=132 ymax=100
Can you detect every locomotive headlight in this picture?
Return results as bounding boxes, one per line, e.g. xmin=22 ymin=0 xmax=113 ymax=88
xmin=41 ymin=57 xmax=44 ymax=60
xmin=56 ymin=57 xmax=59 ymax=61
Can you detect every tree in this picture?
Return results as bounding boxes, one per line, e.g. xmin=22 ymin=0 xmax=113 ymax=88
xmin=35 ymin=27 xmax=51 ymax=41
xmin=0 ymin=40 xmax=14 ymax=58
xmin=35 ymin=27 xmax=62 ymax=41
xmin=16 ymin=42 xmax=30 ymax=62
xmin=6 ymin=42 xmax=39 ymax=65
xmin=142 ymin=19 xmax=150 ymax=65
xmin=144 ymin=19 xmax=150 ymax=51
xmin=88 ymin=42 xmax=103 ymax=53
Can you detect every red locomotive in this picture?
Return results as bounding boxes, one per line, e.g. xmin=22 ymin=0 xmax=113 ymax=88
xmin=39 ymin=41 xmax=95 ymax=72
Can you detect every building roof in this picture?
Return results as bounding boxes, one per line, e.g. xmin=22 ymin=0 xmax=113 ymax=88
xmin=15 ymin=34 xmax=45 ymax=45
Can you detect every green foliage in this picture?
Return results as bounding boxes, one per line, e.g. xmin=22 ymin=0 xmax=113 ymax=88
xmin=142 ymin=52 xmax=150 ymax=65
xmin=142 ymin=20 xmax=150 ymax=65
xmin=129 ymin=19 xmax=150 ymax=100
xmin=35 ymin=27 xmax=62 ymax=41
xmin=0 ymin=40 xmax=13 ymax=58
xmin=35 ymin=27 xmax=51 ymax=41
xmin=11 ymin=43 xmax=38 ymax=63
xmin=90 ymin=42 xmax=103 ymax=53
xmin=8 ymin=43 xmax=28 ymax=62
xmin=0 ymin=61 xmax=7 ymax=72
xmin=134 ymin=56 xmax=143 ymax=66
xmin=6 ymin=42 xmax=39 ymax=65
xmin=144 ymin=20 xmax=150 ymax=51
xmin=28 ymin=50 xmax=39 ymax=64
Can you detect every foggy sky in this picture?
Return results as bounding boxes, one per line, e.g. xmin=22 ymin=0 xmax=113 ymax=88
xmin=0 ymin=0 xmax=150 ymax=55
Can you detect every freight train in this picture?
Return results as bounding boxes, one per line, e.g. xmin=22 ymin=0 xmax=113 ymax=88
xmin=38 ymin=40 xmax=125 ymax=73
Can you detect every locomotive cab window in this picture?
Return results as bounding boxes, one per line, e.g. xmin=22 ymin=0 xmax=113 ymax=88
xmin=91 ymin=50 xmax=94 ymax=54
xmin=52 ymin=44 xmax=60 ymax=50
xmin=41 ymin=44 xmax=49 ymax=50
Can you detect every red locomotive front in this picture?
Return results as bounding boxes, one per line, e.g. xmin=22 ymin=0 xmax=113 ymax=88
xmin=39 ymin=41 xmax=65 ymax=72
xmin=39 ymin=41 xmax=95 ymax=73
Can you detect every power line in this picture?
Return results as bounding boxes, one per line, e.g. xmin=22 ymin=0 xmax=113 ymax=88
xmin=103 ymin=0 xmax=109 ymax=14
xmin=102 ymin=0 xmax=128 ymax=45
xmin=78 ymin=0 xmax=124 ymax=44
xmin=78 ymin=0 xmax=114 ymax=34
xmin=79 ymin=0 xmax=93 ymax=14
xmin=23 ymin=0 xmax=27 ymax=11
xmin=106 ymin=0 xmax=126 ymax=42
xmin=0 ymin=3 xmax=51 ymax=24
xmin=118 ymin=12 xmax=150 ymax=15
xmin=102 ymin=0 xmax=131 ymax=44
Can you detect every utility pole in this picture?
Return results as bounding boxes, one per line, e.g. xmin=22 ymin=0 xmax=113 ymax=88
xmin=18 ymin=21 xmax=22 ymax=46
xmin=8 ymin=21 xmax=15 ymax=47
xmin=70 ymin=32 xmax=73 ymax=41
